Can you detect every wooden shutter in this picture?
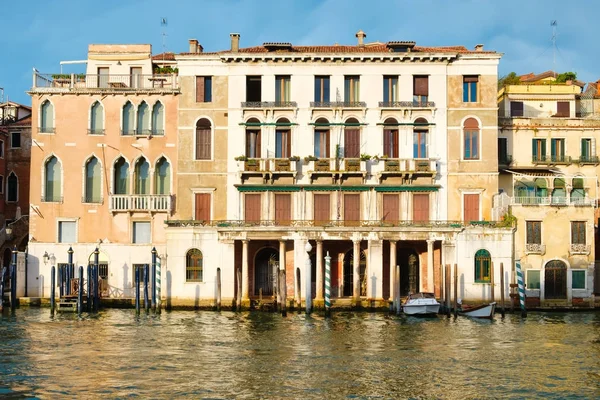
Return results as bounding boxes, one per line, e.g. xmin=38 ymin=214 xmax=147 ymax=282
xmin=275 ymin=194 xmax=291 ymax=225
xmin=196 ymin=127 xmax=211 ymax=160
xmin=244 ymin=194 xmax=261 ymax=222
xmin=510 ymin=101 xmax=523 ymax=117
xmin=413 ymin=76 xmax=429 ymax=96
xmin=463 ymin=194 xmax=480 ymax=223
xmin=382 ymin=194 xmax=399 ymax=222
xmin=412 ymin=193 xmax=430 ymax=222
xmin=314 ymin=194 xmax=331 ymax=225
xmin=246 ymin=129 xmax=261 ymax=158
xmin=557 ymin=101 xmax=569 ymax=117
xmin=344 ymin=194 xmax=360 ymax=225
xmin=194 ymin=193 xmax=211 ymax=221
xmin=196 ymin=77 xmax=205 ymax=102
xmin=498 ymin=138 xmax=508 ymax=161
xmin=344 ymin=128 xmax=360 ymax=158
xmin=383 ymin=129 xmax=398 ymax=158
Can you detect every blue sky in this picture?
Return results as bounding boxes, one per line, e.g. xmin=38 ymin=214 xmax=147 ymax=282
xmin=1 ymin=0 xmax=597 ymax=105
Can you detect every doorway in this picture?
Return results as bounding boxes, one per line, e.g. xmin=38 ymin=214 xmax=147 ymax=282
xmin=544 ymin=260 xmax=567 ymax=299
xmin=342 ymin=249 xmax=366 ymax=297
xmin=254 ymin=248 xmax=278 ymax=296
xmin=398 ymin=249 xmax=420 ymax=296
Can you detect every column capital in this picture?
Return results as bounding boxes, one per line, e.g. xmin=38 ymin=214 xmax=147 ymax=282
xmin=242 ymin=239 xmax=249 ymax=245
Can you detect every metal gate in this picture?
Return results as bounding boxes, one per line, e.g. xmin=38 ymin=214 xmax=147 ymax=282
xmin=254 ymin=249 xmax=278 ymax=296
xmin=544 ymin=260 xmax=567 ymax=299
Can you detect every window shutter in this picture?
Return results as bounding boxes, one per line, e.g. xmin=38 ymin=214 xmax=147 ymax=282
xmin=382 ymin=194 xmax=399 ymax=222
xmin=256 ymin=130 xmax=261 ymax=158
xmin=313 ymin=194 xmax=330 ymax=225
xmin=511 ymin=101 xmax=524 ymax=117
xmin=244 ymin=194 xmax=261 ymax=222
xmin=343 ymin=194 xmax=360 ymax=223
xmin=275 ymin=194 xmax=291 ymax=224
xmin=196 ymin=77 xmax=205 ymax=102
xmin=194 ymin=193 xmax=210 ymax=221
xmin=383 ymin=129 xmax=391 ymax=157
xmin=557 ymin=101 xmax=569 ymax=117
xmin=592 ymin=138 xmax=596 ymax=157
xmin=344 ymin=128 xmax=360 ymax=158
xmin=413 ymin=76 xmax=429 ymax=96
xmin=325 ymin=130 xmax=330 ymax=157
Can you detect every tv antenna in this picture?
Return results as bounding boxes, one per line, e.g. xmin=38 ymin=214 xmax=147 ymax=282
xmin=161 ymin=17 xmax=168 ymax=60
xmin=551 ymin=20 xmax=557 ymax=76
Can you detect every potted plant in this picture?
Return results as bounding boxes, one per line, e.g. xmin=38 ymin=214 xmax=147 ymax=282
xmin=234 ymin=155 xmax=248 ymax=161
xmin=360 ymin=153 xmax=371 ymax=161
xmin=304 ymin=155 xmax=318 ymax=163
xmin=289 ymin=155 xmax=300 ymax=162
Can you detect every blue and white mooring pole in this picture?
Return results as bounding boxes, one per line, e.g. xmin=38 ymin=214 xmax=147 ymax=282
xmin=516 ymin=261 xmax=527 ymax=318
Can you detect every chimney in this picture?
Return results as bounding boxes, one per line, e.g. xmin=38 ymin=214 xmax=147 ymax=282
xmin=356 ymin=30 xmax=366 ymax=47
xmin=230 ymin=33 xmax=240 ymax=53
xmin=474 ymin=44 xmax=484 ymax=52
xmin=189 ymin=39 xmax=198 ymax=53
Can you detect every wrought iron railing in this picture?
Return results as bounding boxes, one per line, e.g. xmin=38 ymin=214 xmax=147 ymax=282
xmin=378 ymin=101 xmax=436 ymax=108
xmin=87 ymin=129 xmax=105 ymax=135
xmin=41 ymin=195 xmax=63 ymax=203
xmin=241 ymin=101 xmax=298 ymax=108
xmin=532 ymin=155 xmax=572 ymax=164
xmin=310 ymin=101 xmax=367 ymax=108
xmin=578 ymin=156 xmax=600 ymax=164
xmin=38 ymin=127 xmax=55 ymax=134
xmin=109 ymin=194 xmax=171 ymax=212
xmin=32 ymin=73 xmax=179 ymax=91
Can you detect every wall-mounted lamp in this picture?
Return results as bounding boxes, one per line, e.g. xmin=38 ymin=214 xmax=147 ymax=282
xmin=49 ymin=253 xmax=56 ymax=266
xmin=43 ymin=251 xmax=49 ymax=265
xmin=5 ymin=226 xmax=12 ymax=238
xmin=116 ymin=61 xmax=122 ymax=66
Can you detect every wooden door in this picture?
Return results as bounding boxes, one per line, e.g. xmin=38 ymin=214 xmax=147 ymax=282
xmin=463 ymin=194 xmax=480 ymax=223
xmin=382 ymin=194 xmax=399 ymax=222
xmin=244 ymin=194 xmax=261 ymax=222
xmin=130 ymin=67 xmax=142 ymax=89
xmin=412 ymin=193 xmax=429 ymax=222
xmin=544 ymin=260 xmax=567 ymax=299
xmin=98 ymin=67 xmax=109 ymax=88
xmin=194 ymin=193 xmax=211 ymax=221
xmin=313 ymin=194 xmax=331 ymax=225
xmin=344 ymin=194 xmax=360 ymax=226
xmin=344 ymin=129 xmax=360 ymax=158
xmin=274 ymin=194 xmax=291 ymax=225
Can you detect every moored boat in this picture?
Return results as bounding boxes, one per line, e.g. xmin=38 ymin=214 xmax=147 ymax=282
xmin=402 ymin=292 xmax=440 ymax=316
xmin=459 ymin=302 xmax=496 ymax=319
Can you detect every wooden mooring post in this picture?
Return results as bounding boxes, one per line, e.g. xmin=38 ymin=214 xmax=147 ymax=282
xmin=490 ymin=262 xmax=495 ymax=303
xmin=453 ymin=264 xmax=458 ymax=318
xmin=216 ymin=268 xmax=222 ymax=312
xmin=279 ymin=269 xmax=287 ymax=317
xmin=445 ymin=264 xmax=451 ymax=317
xmin=395 ymin=265 xmax=401 ymax=316
xmin=236 ymin=268 xmax=242 ymax=311
xmin=500 ymin=262 xmax=506 ymax=317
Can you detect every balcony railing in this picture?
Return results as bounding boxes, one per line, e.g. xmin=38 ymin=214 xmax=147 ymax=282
xmin=511 ymin=196 xmax=594 ymax=206
xmin=578 ymin=156 xmax=600 ymax=165
xmin=570 ymin=244 xmax=591 ymax=255
xmin=525 ymin=243 xmax=546 ymax=255
xmin=109 ymin=194 xmax=171 ymax=212
xmin=372 ymin=158 xmax=437 ymax=175
xmin=32 ymin=72 xmax=179 ymax=91
xmin=310 ymin=101 xmax=366 ymax=108
xmin=379 ymin=101 xmax=436 ymax=108
xmin=532 ymin=155 xmax=572 ymax=165
xmin=500 ymin=110 xmax=572 ymax=119
xmin=166 ymin=219 xmax=480 ymax=229
xmin=241 ymin=101 xmax=298 ymax=108
xmin=237 ymin=158 xmax=299 ymax=173
xmin=87 ymin=129 xmax=105 ymax=135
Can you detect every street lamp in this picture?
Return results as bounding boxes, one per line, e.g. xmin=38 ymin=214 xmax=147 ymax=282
xmin=5 ymin=226 xmax=12 ymax=239
xmin=43 ymin=251 xmax=49 ymax=265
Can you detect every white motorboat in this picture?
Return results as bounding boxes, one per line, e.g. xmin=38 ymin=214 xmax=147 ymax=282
xmin=402 ymin=292 xmax=440 ymax=316
xmin=459 ymin=302 xmax=496 ymax=319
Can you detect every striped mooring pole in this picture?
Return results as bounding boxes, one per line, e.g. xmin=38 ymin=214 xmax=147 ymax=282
xmin=155 ymin=255 xmax=161 ymax=314
xmin=324 ymin=251 xmax=331 ymax=316
xmin=516 ymin=261 xmax=527 ymax=318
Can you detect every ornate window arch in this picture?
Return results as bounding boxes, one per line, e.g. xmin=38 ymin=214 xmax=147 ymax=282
xmin=186 ymin=249 xmax=203 ymax=282
xmin=40 ymin=99 xmax=55 ymax=133
xmin=84 ymin=156 xmax=102 ymax=203
xmin=113 ymin=156 xmax=130 ymax=195
xmin=90 ymin=101 xmax=104 ymax=135
xmin=122 ymin=101 xmax=135 ymax=135
xmin=413 ymin=117 xmax=429 ymax=159
xmin=134 ymin=156 xmax=150 ymax=194
xmin=474 ymin=249 xmax=491 ymax=283
xmin=463 ymin=117 xmax=479 ymax=160
xmin=136 ymin=101 xmax=150 ymax=134
xmin=7 ymin=172 xmax=17 ymax=203
xmin=44 ymin=155 xmax=62 ymax=202
xmin=154 ymin=157 xmax=170 ymax=194
xmin=195 ymin=118 xmax=212 ymax=160
xmin=151 ymin=101 xmax=164 ymax=135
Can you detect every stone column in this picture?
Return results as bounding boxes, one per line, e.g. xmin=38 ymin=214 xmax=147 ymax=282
xmin=316 ymin=240 xmax=324 ymax=300
xmin=242 ymin=240 xmax=249 ymax=300
xmin=279 ymin=240 xmax=286 ymax=271
xmin=389 ymin=240 xmax=397 ymax=300
xmin=426 ymin=239 xmax=434 ymax=293
xmin=368 ymin=239 xmax=383 ymax=301
xmin=353 ymin=239 xmax=361 ymax=300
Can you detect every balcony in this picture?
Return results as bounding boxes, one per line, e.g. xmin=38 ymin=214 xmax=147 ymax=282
xmin=511 ymin=196 xmax=595 ymax=207
xmin=237 ymin=158 xmax=299 ymax=184
xmin=378 ymin=101 xmax=436 ymax=109
xmin=310 ymin=101 xmax=367 ymax=109
xmin=241 ymin=101 xmax=297 ymax=109
xmin=570 ymin=244 xmax=591 ymax=255
xmin=372 ymin=158 xmax=437 ymax=182
xmin=305 ymin=158 xmax=367 ymax=183
xmin=532 ymin=155 xmax=572 ymax=165
xmin=121 ymin=129 xmax=165 ymax=137
xmin=578 ymin=156 xmax=600 ymax=165
xmin=525 ymin=243 xmax=546 ymax=255
xmin=30 ymin=72 xmax=179 ymax=94
xmin=109 ymin=195 xmax=171 ymax=212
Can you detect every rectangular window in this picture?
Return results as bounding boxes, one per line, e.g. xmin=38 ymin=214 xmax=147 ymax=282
xmin=314 ymin=129 xmax=330 ymax=158
xmin=382 ymin=194 xmax=399 ymax=222
xmin=413 ymin=75 xmax=429 ymax=104
xmin=413 ymin=129 xmax=427 ymax=158
xmin=314 ymin=76 xmax=330 ymax=103
xmin=344 ymin=194 xmax=360 ymax=225
xmin=344 ymin=76 xmax=360 ymax=103
xmin=10 ymin=132 xmax=20 ymax=149
xmin=510 ymin=101 xmax=524 ymax=117
xmin=195 ymin=76 xmax=212 ymax=102
xmin=0 ymin=176 xmax=4 ymax=194
xmin=532 ymin=138 xmax=546 ymax=162
xmin=313 ymin=194 xmax=330 ymax=225
xmin=274 ymin=194 xmax=291 ymax=225
xmin=556 ymin=101 xmax=569 ymax=117
xmin=0 ymin=140 xmax=4 ymax=158
xmin=572 ymin=270 xmax=586 ymax=289
xmin=412 ymin=193 xmax=430 ymax=222
xmin=580 ymin=138 xmax=594 ymax=161
xmin=194 ymin=193 xmax=211 ymax=221
xmin=275 ymin=129 xmax=291 ymax=158
xmin=58 ymin=221 xmax=77 ymax=243
xmin=132 ymin=221 xmax=151 ymax=244
xmin=463 ymin=75 xmax=478 ymax=102
xmin=244 ymin=194 xmax=261 ymax=222
xmin=383 ymin=76 xmax=398 ymax=103
xmin=383 ymin=128 xmax=399 ymax=158
xmin=245 ymin=128 xmax=261 ymax=158
xmin=130 ymin=67 xmax=142 ymax=89
xmin=275 ymin=75 xmax=291 ymax=103
xmin=498 ymin=138 xmax=508 ymax=164
xmin=551 ymin=138 xmax=565 ymax=162
xmin=98 ymin=67 xmax=109 ymax=88
xmin=463 ymin=193 xmax=480 ymax=223
xmin=246 ymin=76 xmax=262 ymax=102
xmin=526 ymin=221 xmax=541 ymax=244
xmin=526 ymin=270 xmax=541 ymax=290
xmin=344 ymin=128 xmax=360 ymax=158
xmin=464 ymin=130 xmax=479 ymax=160
xmin=571 ymin=221 xmax=586 ymax=244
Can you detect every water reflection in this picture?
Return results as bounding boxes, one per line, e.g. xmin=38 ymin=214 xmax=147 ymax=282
xmin=0 ymin=309 xmax=599 ymax=398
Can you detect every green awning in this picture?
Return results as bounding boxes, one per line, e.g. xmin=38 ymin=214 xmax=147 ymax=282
xmin=305 ymin=185 xmax=371 ymax=192
xmin=308 ymin=122 xmax=367 ymax=127
xmin=375 ymin=186 xmax=439 ymax=192
xmin=236 ymin=185 xmax=301 ymax=192
xmin=239 ymin=122 xmax=298 ymax=126
xmin=376 ymin=122 xmax=436 ymax=126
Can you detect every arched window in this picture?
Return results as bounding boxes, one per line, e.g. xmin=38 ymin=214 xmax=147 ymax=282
xmin=122 ymin=101 xmax=135 ymax=135
xmin=275 ymin=118 xmax=291 ymax=158
xmin=114 ymin=157 xmax=129 ymax=195
xmin=534 ymin=178 xmax=547 ymax=199
xmin=136 ymin=101 xmax=150 ymax=134
xmin=40 ymin=100 xmax=54 ymax=133
xmin=463 ymin=118 xmax=479 ymax=160
xmin=571 ymin=177 xmax=586 ymax=203
xmin=383 ymin=117 xmax=399 ymax=158
xmin=85 ymin=157 xmax=101 ymax=203
xmin=134 ymin=157 xmax=150 ymax=194
xmin=245 ymin=118 xmax=261 ymax=158
xmin=195 ymin=118 xmax=212 ymax=160
xmin=474 ymin=249 xmax=491 ymax=283
xmin=551 ymin=177 xmax=566 ymax=205
xmin=155 ymin=157 xmax=170 ymax=194
xmin=413 ymin=118 xmax=428 ymax=158
xmin=44 ymin=156 xmax=61 ymax=202
xmin=151 ymin=102 xmax=164 ymax=135
xmin=7 ymin=172 xmax=17 ymax=202
xmin=314 ymin=118 xmax=330 ymax=158
xmin=186 ymin=249 xmax=203 ymax=282
xmin=344 ymin=118 xmax=360 ymax=158
xmin=90 ymin=101 xmax=104 ymax=135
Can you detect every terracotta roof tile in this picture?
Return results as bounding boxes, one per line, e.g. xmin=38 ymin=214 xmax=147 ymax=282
xmin=152 ymin=52 xmax=176 ymax=61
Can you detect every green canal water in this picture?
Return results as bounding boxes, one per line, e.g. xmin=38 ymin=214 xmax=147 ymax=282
xmin=0 ymin=309 xmax=599 ymax=399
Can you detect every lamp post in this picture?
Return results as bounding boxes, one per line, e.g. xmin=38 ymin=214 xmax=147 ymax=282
xmin=305 ymin=241 xmax=312 ymax=314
